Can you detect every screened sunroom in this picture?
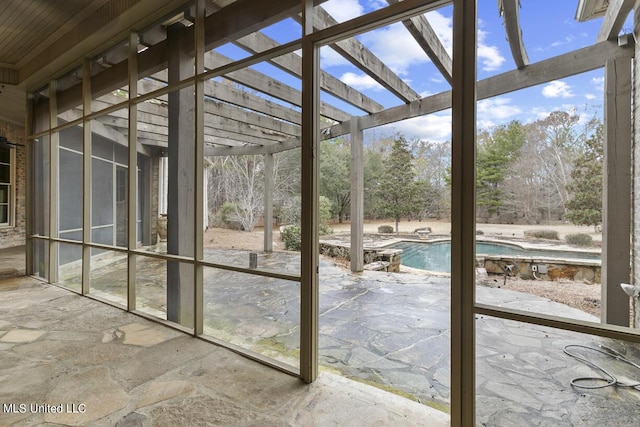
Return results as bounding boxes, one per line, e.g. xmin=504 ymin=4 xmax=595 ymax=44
xmin=1 ymin=0 xmax=639 ymax=424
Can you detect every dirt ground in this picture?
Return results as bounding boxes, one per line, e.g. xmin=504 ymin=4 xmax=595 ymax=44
xmin=204 ymin=219 xmax=604 ymax=318
xmin=482 ymin=275 xmax=601 ymax=318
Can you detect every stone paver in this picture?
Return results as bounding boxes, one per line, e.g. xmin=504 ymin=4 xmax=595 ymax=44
xmin=3 ymin=248 xmax=640 ymax=425
xmin=0 ymin=277 xmax=448 ymax=426
xmin=0 ymin=329 xmax=46 ymax=343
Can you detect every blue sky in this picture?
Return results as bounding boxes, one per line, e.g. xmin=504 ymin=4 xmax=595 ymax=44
xmin=219 ymin=1 xmax=633 ymax=142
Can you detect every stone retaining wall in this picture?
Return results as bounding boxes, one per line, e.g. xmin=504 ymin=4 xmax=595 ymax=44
xmin=482 ymin=256 xmax=601 ymax=283
xmin=319 ymin=241 xmax=402 ymax=272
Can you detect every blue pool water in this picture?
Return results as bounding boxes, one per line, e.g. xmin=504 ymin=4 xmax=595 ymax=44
xmin=388 ymin=240 xmax=601 ymax=273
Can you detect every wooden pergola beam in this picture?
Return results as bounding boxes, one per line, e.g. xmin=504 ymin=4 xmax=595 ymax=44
xmin=205 ymin=79 xmax=302 ymax=125
xmin=193 ymin=38 xmax=635 ymax=155
xmin=302 ymin=6 xmax=421 ymax=103
xmin=70 ymin=36 xmax=635 ymax=157
xmin=205 ymin=50 xmax=351 ymax=122
xmin=326 ymin=40 xmax=633 ymax=138
xmin=499 ymin=0 xmax=529 ymax=69
xmin=386 ymin=0 xmax=452 ymax=83
xmin=203 ymin=135 xmax=300 ymax=156
xmin=185 ymin=0 xmax=384 ymax=115
xmin=597 ymin=0 xmax=635 ymax=42
xmin=138 ymin=74 xmax=303 ymax=126
xmin=95 ymin=79 xmax=301 ymax=149
xmin=57 ymin=108 xmax=154 ymax=157
xmin=233 ymin=31 xmax=385 ymax=113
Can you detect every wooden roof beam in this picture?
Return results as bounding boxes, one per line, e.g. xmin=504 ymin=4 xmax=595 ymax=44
xmin=233 ymin=32 xmax=384 ymax=114
xmin=138 ymin=72 xmax=303 ymax=125
xmin=325 ymin=40 xmax=633 ymax=138
xmin=299 ymin=6 xmax=421 ymax=103
xmin=205 ymin=79 xmax=302 ymax=125
xmin=596 ymin=0 xmax=634 ymax=42
xmin=206 ymin=50 xmax=351 ymax=122
xmin=386 ymin=0 xmax=452 ymax=84
xmin=133 ymin=76 xmax=302 ymax=138
xmin=93 ymin=88 xmax=298 ymax=149
xmin=58 ymin=108 xmax=153 ymax=157
xmin=204 ymin=135 xmax=301 ymax=157
xmin=188 ymin=0 xmax=383 ymax=114
xmin=498 ymin=0 xmax=529 ymax=69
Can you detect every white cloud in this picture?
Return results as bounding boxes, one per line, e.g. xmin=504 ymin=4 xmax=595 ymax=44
xmin=478 ymin=119 xmax=496 ymax=129
xmin=359 ymin=22 xmax=428 ymax=75
xmin=339 ymin=72 xmax=385 ymax=91
xmin=585 ymin=93 xmax=596 ymax=100
xmin=477 ymin=43 xmax=505 ymax=71
xmin=551 ymin=35 xmax=576 ymax=48
xmin=527 ymin=107 xmax=553 ymax=122
xmin=423 ymin=12 xmax=504 ymax=72
xmin=366 ymin=0 xmax=387 ymax=9
xmin=525 ymin=105 xmax=596 ymax=125
xmin=380 ymin=113 xmax=453 ymax=142
xmin=477 ymin=28 xmax=505 ymax=71
xmin=319 ymin=8 xmax=503 ymax=78
xmin=591 ymin=76 xmax=604 ymax=92
xmin=322 ymin=0 xmax=363 ymax=22
xmin=320 ymin=46 xmax=350 ymax=67
xmin=477 ymin=98 xmax=522 ymax=122
xmin=542 ymin=80 xmax=574 ymax=98
xmin=425 ymin=11 xmax=453 ymax=54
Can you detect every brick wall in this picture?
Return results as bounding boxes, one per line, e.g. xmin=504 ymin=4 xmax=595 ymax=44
xmin=0 ymin=121 xmax=26 ymax=249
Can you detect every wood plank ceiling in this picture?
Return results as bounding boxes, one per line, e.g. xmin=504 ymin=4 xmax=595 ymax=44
xmin=0 ymin=0 xmax=110 ymax=126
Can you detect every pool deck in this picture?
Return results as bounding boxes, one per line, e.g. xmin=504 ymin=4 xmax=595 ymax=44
xmin=2 ymin=247 xmax=640 ymax=425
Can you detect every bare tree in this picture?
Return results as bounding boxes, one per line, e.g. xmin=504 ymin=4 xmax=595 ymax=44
xmin=527 ymin=111 xmax=582 ymax=219
xmin=411 ymin=139 xmax=451 ymax=219
xmin=223 ymin=155 xmax=265 ymax=232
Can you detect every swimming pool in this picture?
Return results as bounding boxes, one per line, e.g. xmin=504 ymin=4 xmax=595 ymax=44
xmin=388 ymin=240 xmax=601 ymax=273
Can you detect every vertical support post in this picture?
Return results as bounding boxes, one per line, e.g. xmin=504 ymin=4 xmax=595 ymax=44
xmin=451 ymin=0 xmax=477 ymax=424
xmin=128 ymin=31 xmax=139 ymax=311
xmin=602 ymin=55 xmax=632 ymax=326
xmin=193 ymin=0 xmax=205 ymax=335
xmin=300 ymin=0 xmax=319 ymax=384
xmin=82 ymin=58 xmax=92 ymax=295
xmin=25 ymin=87 xmax=33 ymax=276
xmin=264 ymin=153 xmax=274 ymax=253
xmin=166 ymin=22 xmax=195 ymax=327
xmin=350 ymin=116 xmax=364 ymax=272
xmin=48 ymin=80 xmax=59 ymax=284
xmin=633 ymin=4 xmax=640 ymax=329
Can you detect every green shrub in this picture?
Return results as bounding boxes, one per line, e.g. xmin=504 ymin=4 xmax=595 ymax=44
xmin=378 ymin=225 xmax=394 ymax=233
xmin=281 ymin=225 xmax=301 ymax=251
xmin=319 ymin=196 xmax=333 ymax=236
xmin=219 ymin=202 xmax=243 ymax=230
xmin=565 ymin=233 xmax=593 ymax=247
xmin=281 ymin=196 xmax=301 ymax=225
xmin=524 ymin=229 xmax=559 ymax=240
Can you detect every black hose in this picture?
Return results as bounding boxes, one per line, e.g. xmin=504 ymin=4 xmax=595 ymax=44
xmin=563 ymin=344 xmax=640 ymax=390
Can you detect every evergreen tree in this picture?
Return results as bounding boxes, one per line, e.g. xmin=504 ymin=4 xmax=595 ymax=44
xmin=319 ymin=138 xmax=350 ymax=222
xmin=566 ymin=123 xmax=603 ymax=230
xmin=363 ymin=147 xmax=385 ymax=219
xmin=476 ymin=120 xmax=525 ymax=219
xmin=375 ymin=136 xmax=420 ymax=232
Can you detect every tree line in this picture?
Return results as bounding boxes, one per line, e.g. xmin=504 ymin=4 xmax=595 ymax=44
xmin=204 ymin=109 xmax=603 ymax=232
